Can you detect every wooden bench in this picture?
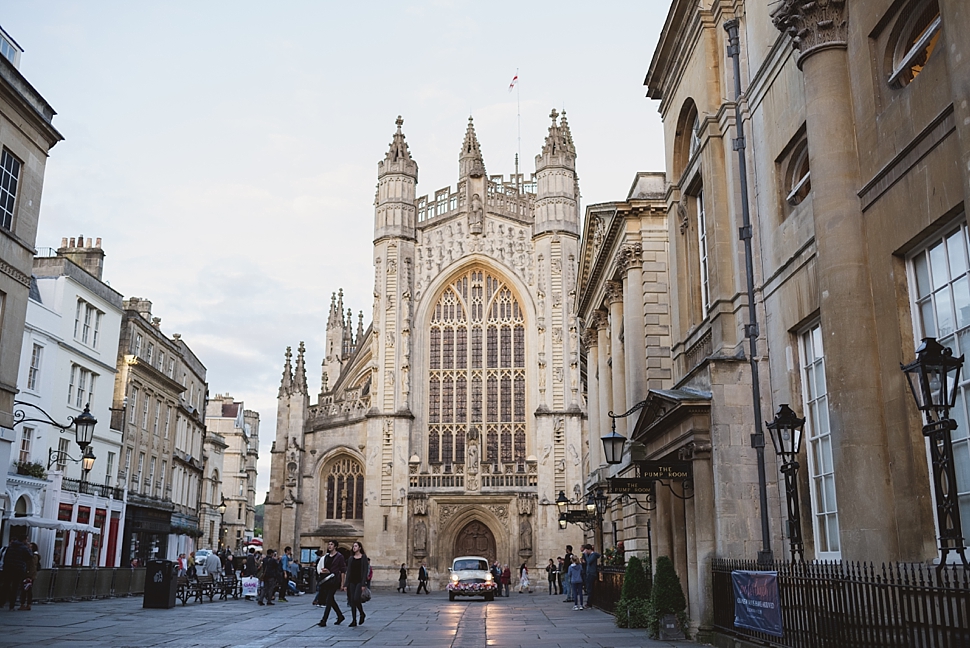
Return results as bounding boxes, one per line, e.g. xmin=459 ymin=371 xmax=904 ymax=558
xmin=176 ymin=574 xmax=217 ymax=604
xmin=216 ymin=574 xmax=241 ymax=600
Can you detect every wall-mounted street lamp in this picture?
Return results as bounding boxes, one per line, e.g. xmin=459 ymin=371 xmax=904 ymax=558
xmin=901 ymin=337 xmax=969 ymax=567
xmin=603 ymin=400 xmax=648 ymax=465
xmin=766 ymin=404 xmax=806 ymax=562
xmin=16 ymin=401 xmax=98 ymax=480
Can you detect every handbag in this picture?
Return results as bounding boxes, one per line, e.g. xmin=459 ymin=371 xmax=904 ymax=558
xmin=360 ymin=585 xmax=372 ymax=603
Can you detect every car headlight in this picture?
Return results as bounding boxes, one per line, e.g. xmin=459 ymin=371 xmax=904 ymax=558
xmin=485 ymin=574 xmax=493 ymax=582
xmin=451 ymin=574 xmax=459 ymax=582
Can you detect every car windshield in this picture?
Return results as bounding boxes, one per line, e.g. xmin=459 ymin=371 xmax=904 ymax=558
xmin=454 ymin=559 xmax=489 ymax=571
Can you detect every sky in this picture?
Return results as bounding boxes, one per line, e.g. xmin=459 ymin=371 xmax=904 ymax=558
xmin=2 ymin=1 xmax=669 ymax=502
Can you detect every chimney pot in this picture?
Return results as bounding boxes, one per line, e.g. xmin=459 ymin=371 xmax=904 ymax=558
xmin=95 ymin=238 xmax=102 ymax=248
xmin=69 ymin=237 xmax=76 ymax=247
xmin=60 ymin=237 xmax=67 ymax=247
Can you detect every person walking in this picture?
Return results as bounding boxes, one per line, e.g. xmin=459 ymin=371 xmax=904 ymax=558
xmin=562 ymin=545 xmax=575 ymax=603
xmin=310 ymin=549 xmax=325 ymax=606
xmin=317 ymin=541 xmax=346 ymax=627
xmin=2 ymin=538 xmax=30 ymax=610
xmin=501 ymin=564 xmax=511 ymax=597
xmin=582 ymin=544 xmax=600 ymax=609
xmin=416 ymin=561 xmax=430 ymax=594
xmin=19 ymin=542 xmax=39 ymax=610
xmin=398 ymin=563 xmax=408 ymax=593
xmin=518 ymin=562 xmax=531 ymax=593
xmin=557 ymin=557 xmax=566 ymax=596
xmin=490 ymin=561 xmax=503 ymax=596
xmin=568 ymin=556 xmax=584 ymax=610
xmin=279 ymin=547 xmax=294 ymax=601
xmin=257 ymin=549 xmax=281 ymax=605
xmin=345 ymin=541 xmax=370 ymax=627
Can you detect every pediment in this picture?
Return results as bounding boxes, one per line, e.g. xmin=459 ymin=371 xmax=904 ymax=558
xmin=631 ymin=387 xmax=711 ymax=441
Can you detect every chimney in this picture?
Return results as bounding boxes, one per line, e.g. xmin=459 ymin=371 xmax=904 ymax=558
xmin=57 ymin=234 xmax=106 ymax=281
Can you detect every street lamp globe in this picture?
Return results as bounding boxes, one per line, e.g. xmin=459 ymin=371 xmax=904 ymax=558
xmin=73 ymin=404 xmax=98 ymax=450
xmin=81 ymin=446 xmax=96 ymax=473
xmin=555 ymin=490 xmax=569 ymax=511
xmin=585 ymin=492 xmax=597 ymax=516
xmin=558 ymin=513 xmax=567 ymax=530
xmin=217 ymin=499 xmax=228 ymax=516
xmin=766 ymin=404 xmax=805 ymax=460
xmin=594 ymin=487 xmax=608 ymax=516
xmin=601 ymin=425 xmax=627 ymax=465
xmin=902 ymin=337 xmax=964 ymax=418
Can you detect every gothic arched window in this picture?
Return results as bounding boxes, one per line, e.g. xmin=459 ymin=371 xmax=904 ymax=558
xmin=323 ymin=457 xmax=364 ymax=520
xmin=428 ymin=269 xmax=526 ymax=470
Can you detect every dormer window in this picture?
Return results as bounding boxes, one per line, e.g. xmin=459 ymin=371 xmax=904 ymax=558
xmin=888 ymin=0 xmax=941 ymax=88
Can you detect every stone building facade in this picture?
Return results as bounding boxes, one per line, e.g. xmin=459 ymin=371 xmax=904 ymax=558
xmin=205 ymin=394 xmax=259 ymax=551
xmin=265 ymin=113 xmax=587 ymax=583
xmin=590 ymin=0 xmax=970 ymax=637
xmin=114 ymin=298 xmax=208 ymax=564
xmin=0 ymin=28 xmax=63 ymax=524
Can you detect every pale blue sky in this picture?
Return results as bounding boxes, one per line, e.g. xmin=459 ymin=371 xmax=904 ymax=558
xmin=3 ymin=1 xmax=669 ymax=501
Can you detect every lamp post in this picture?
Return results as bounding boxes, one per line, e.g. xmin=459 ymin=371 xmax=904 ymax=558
xmin=901 ymin=337 xmax=969 ymax=567
xmin=766 ymin=404 xmax=806 ymax=562
xmin=217 ymin=498 xmax=228 ymax=550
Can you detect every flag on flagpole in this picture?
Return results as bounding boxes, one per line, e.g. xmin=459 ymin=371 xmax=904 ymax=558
xmin=508 ymin=74 xmax=518 ymax=92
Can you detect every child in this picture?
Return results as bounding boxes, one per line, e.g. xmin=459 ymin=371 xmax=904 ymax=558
xmin=568 ymin=555 xmax=584 ymax=610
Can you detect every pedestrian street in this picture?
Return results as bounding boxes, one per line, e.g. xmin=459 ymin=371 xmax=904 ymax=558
xmin=0 ymin=587 xmax=686 ymax=648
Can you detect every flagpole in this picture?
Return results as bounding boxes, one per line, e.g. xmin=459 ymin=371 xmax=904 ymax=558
xmin=516 ymin=67 xmax=521 ymax=194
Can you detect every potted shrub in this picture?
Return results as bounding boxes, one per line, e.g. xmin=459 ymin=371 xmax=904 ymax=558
xmin=647 ymin=555 xmax=689 ymax=639
xmin=614 ymin=555 xmax=652 ymax=628
xmin=15 ymin=461 xmax=47 ymax=479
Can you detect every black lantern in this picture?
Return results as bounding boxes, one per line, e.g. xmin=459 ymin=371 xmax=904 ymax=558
xmin=556 ymin=490 xmax=569 ymax=512
xmin=902 ymin=338 xmax=963 ymax=420
xmin=601 ymin=425 xmax=627 ymax=466
xmin=81 ymin=446 xmax=96 ymax=473
xmin=73 ymin=404 xmax=98 ymax=450
xmin=585 ymin=492 xmax=597 ymax=516
xmin=558 ymin=513 xmax=567 ymax=530
xmin=766 ymin=404 xmax=805 ymax=460
xmin=217 ymin=498 xmax=228 ymax=516
xmin=594 ymin=487 xmax=608 ymax=517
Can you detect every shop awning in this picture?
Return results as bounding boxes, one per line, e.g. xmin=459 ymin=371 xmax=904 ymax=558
xmin=5 ymin=516 xmax=101 ymax=534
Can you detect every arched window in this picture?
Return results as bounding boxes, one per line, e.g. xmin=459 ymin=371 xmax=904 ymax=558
xmin=210 ymin=470 xmax=219 ymax=505
xmin=785 ymin=139 xmax=811 ymax=206
xmin=428 ymin=269 xmax=526 ymax=470
xmin=888 ymin=0 xmax=941 ymax=87
xmin=674 ymin=100 xmax=701 ymax=178
xmin=323 ymin=457 xmax=364 ymax=520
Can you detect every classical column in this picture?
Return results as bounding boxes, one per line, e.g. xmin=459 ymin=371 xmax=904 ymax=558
xmin=593 ymin=311 xmax=612 ymax=471
xmin=619 ymin=242 xmax=647 ymax=409
xmin=583 ymin=328 xmax=601 ymax=474
xmin=772 ymin=1 xmax=896 ymax=561
xmin=605 ymin=281 xmax=628 ymax=435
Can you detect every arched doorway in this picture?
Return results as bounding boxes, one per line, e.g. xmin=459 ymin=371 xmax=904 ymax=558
xmin=453 ymin=520 xmax=496 ymax=559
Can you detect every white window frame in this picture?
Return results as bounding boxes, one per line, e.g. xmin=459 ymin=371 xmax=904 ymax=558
xmin=697 ymin=189 xmax=710 ymax=317
xmin=105 ymin=451 xmax=115 ymax=484
xmin=57 ymin=437 xmax=70 ymax=471
xmin=799 ymin=323 xmax=841 ymax=560
xmin=19 ymin=426 xmax=33 ymax=464
xmin=27 ymin=343 xmax=43 ymax=391
xmin=0 ymin=148 xmax=22 ymax=230
xmin=907 ymin=218 xmax=970 ymax=547
xmin=889 ymin=2 xmax=942 ymax=87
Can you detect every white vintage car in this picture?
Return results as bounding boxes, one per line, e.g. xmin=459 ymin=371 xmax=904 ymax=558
xmin=447 ymin=556 xmax=497 ymax=601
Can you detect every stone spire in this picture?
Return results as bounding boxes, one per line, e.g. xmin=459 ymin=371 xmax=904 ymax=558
xmin=459 ymin=116 xmax=486 ymax=178
xmin=380 ymin=116 xmax=418 ymax=178
xmin=534 ymin=108 xmax=580 ymax=235
xmin=326 ymin=292 xmax=339 ymax=329
xmin=538 ymin=109 xmax=576 ymax=161
xmin=279 ymin=346 xmax=293 ymax=397
xmin=356 ymin=311 xmax=364 ymax=344
xmin=343 ymin=308 xmax=354 ymax=356
xmin=293 ymin=341 xmax=308 ymax=395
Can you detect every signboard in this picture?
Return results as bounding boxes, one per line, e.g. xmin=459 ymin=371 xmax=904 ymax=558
xmin=732 ymin=570 xmax=783 ymax=637
xmin=639 ymin=461 xmax=692 ymax=481
xmin=608 ymin=478 xmax=656 ymax=494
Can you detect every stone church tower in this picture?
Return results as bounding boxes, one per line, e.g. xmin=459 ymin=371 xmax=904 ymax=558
xmin=265 ymin=112 xmax=586 ymax=582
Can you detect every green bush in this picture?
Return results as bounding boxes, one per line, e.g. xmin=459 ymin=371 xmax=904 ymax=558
xmin=620 ymin=555 xmax=651 ymax=600
xmin=647 ymin=556 xmax=689 ymax=639
xmin=16 ymin=461 xmax=46 ymax=479
xmin=614 ymin=595 xmax=651 ymax=628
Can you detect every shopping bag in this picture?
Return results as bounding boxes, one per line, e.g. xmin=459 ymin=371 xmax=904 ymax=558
xmin=242 ymin=577 xmax=259 ymax=597
xmin=360 ymin=585 xmax=372 ymax=603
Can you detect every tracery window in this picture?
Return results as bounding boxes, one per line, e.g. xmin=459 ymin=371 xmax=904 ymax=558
xmin=888 ymin=0 xmax=941 ymax=88
xmin=323 ymin=457 xmax=364 ymax=520
xmin=428 ymin=269 xmax=527 ymax=469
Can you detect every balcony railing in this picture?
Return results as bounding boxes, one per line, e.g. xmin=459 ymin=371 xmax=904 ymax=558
xmin=61 ymin=477 xmax=125 ymax=499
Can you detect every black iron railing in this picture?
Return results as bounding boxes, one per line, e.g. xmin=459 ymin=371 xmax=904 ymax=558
xmin=594 ymin=566 xmax=625 ymax=613
xmin=713 ymin=558 xmax=970 ymax=648
xmin=30 ymin=567 xmax=146 ymax=602
xmin=61 ymin=477 xmax=124 ymax=499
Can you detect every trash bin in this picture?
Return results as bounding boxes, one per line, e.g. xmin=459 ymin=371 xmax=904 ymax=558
xmin=144 ymin=559 xmax=177 ymax=609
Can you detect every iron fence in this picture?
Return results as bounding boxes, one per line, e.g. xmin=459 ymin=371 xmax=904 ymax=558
xmin=29 ymin=567 xmax=146 ymax=602
xmin=713 ymin=559 xmax=970 ymax=648
xmin=594 ymin=566 xmax=625 ymax=613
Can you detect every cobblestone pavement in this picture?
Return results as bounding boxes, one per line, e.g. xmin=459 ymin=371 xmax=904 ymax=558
xmin=0 ymin=588 xmax=689 ymax=648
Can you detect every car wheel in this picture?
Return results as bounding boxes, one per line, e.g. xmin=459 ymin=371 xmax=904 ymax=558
xmin=449 ymin=592 xmax=456 ymax=601
xmin=485 ymin=593 xmax=494 ymax=602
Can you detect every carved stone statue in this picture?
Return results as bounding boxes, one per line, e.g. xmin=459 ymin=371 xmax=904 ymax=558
xmin=469 ymin=193 xmax=484 ymax=234
xmin=414 ymin=519 xmax=427 ymax=551
xmin=519 ymin=518 xmax=533 ymax=553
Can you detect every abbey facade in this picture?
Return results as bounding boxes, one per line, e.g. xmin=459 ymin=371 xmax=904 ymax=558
xmin=264 ymin=112 xmax=588 ymax=582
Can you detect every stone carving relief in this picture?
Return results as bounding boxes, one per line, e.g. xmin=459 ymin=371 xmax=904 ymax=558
xmin=605 ymin=280 xmax=624 ymax=304
xmin=487 ymin=505 xmax=510 ymax=528
xmin=618 ymin=242 xmax=643 ymax=273
xmin=414 ymin=518 xmax=428 ymax=552
xmin=771 ymin=0 xmax=848 ymax=63
xmin=519 ymin=518 xmax=533 ymax=554
xmin=517 ymin=495 xmax=534 ymax=516
xmin=410 ymin=495 xmax=428 ymax=516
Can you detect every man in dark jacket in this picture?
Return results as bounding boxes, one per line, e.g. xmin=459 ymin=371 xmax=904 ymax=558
xmin=2 ymin=538 xmax=31 ymax=610
xmin=317 ymin=541 xmax=346 ymax=626
xmin=257 ymin=549 xmax=282 ymax=605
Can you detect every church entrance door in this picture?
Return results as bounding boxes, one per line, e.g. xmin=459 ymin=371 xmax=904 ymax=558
xmin=453 ymin=520 xmax=496 ymax=559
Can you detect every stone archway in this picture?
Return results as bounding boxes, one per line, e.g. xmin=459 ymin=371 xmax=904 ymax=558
xmin=453 ymin=520 xmax=496 ymax=558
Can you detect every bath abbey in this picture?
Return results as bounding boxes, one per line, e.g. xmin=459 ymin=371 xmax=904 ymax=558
xmin=264 ymin=112 xmax=587 ymax=581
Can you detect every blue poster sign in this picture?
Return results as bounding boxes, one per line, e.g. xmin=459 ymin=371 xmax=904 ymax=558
xmin=732 ymin=570 xmax=783 ymax=637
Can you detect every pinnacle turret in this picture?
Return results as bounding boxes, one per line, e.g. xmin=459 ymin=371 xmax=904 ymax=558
xmin=357 ymin=311 xmax=364 ymax=343
xmin=538 ymin=109 xmax=576 ymax=161
xmin=379 ymin=116 xmax=418 ymax=180
xmin=279 ymin=346 xmax=293 ymax=397
xmin=534 ymin=108 xmax=580 ymax=235
xmin=293 ymin=341 xmax=308 ymax=395
xmin=459 ymin=116 xmax=486 ymax=178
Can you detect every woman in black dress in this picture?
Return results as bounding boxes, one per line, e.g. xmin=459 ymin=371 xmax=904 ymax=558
xmin=346 ymin=542 xmax=370 ymax=626
xmin=398 ymin=563 xmax=407 ymax=593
